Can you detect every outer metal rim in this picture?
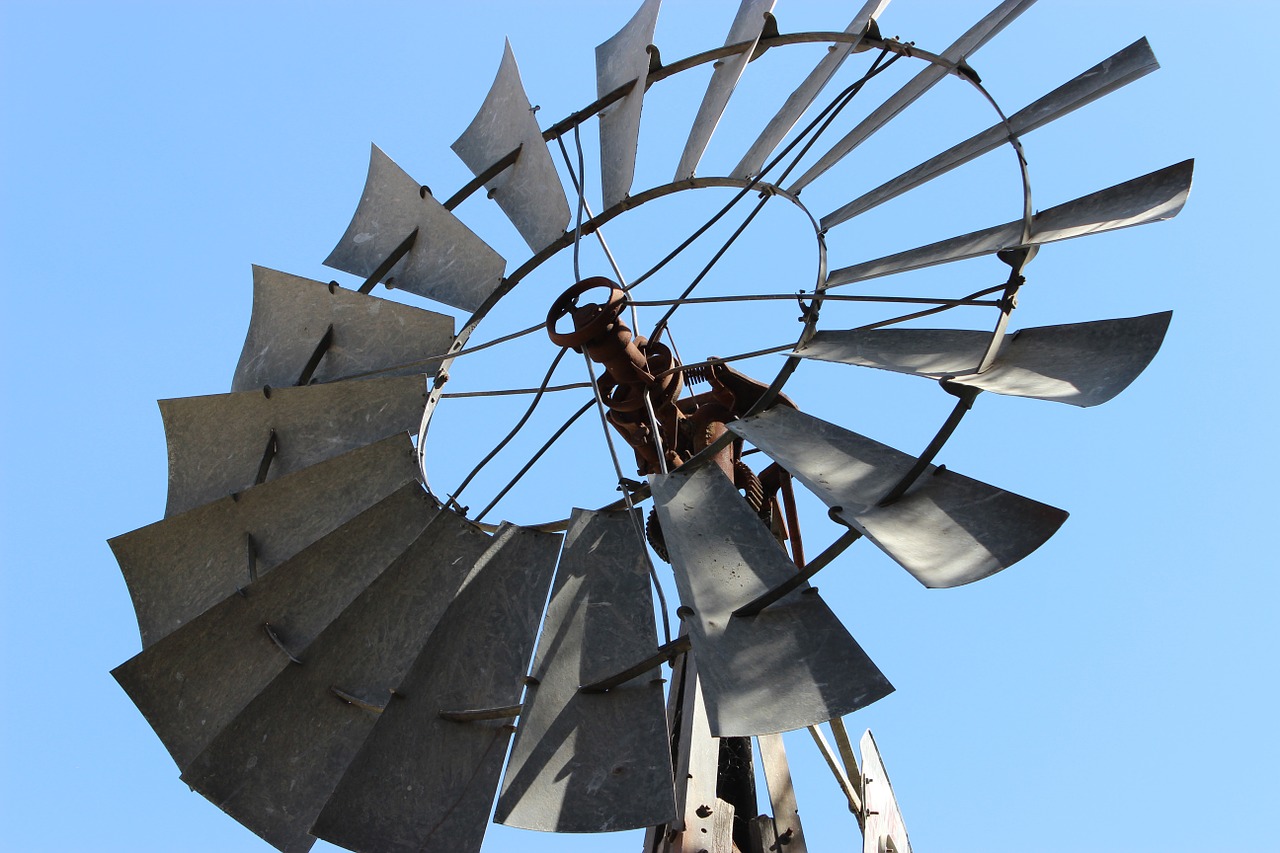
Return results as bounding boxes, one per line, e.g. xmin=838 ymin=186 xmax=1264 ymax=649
xmin=415 ymin=29 xmax=1033 ymax=531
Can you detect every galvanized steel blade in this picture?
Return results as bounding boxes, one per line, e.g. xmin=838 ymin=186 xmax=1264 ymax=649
xmin=826 ymin=159 xmax=1194 ymax=286
xmin=860 ymin=730 xmax=912 ymax=853
xmin=112 ymin=434 xmax=419 ymax=649
xmin=111 ymin=485 xmax=436 ymax=771
xmin=323 ymin=144 xmax=506 ymax=312
xmin=795 ymin=311 xmax=1172 ymax=407
xmin=232 ymin=265 xmax=454 ymax=392
xmin=728 ymin=407 xmax=1068 ymax=588
xmin=596 ymin=0 xmax=662 ymax=209
xmin=160 ymin=373 xmax=426 ymax=518
xmin=732 ymin=0 xmax=890 ymax=179
xmin=789 ymin=0 xmax=1037 ymax=193
xmin=823 ymin=37 xmax=1160 ymax=229
xmin=650 ymin=463 xmax=893 ymax=737
xmin=495 ymin=509 xmax=675 ymax=832
xmin=311 ymin=524 xmax=562 ymax=853
xmin=673 ymin=0 xmax=776 ymax=181
xmin=452 ymin=41 xmax=571 ymax=253
xmin=178 ymin=510 xmax=490 ymax=853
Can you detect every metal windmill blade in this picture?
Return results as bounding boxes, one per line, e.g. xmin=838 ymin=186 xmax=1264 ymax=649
xmin=494 ymin=509 xmax=675 ymax=834
xmin=795 ymin=311 xmax=1173 ymax=407
xmin=112 ymin=433 xmax=420 ymax=648
xmin=232 ymin=265 xmax=455 ymax=392
xmin=110 ymin=2 xmax=1193 ymax=851
xmin=323 ymin=144 xmax=506 ymax=312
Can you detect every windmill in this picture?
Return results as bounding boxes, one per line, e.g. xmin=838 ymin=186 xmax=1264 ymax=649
xmin=109 ymin=2 xmax=1191 ymax=852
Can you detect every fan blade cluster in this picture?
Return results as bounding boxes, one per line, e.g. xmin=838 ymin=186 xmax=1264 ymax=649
xmin=108 ymin=2 xmax=1191 ymax=850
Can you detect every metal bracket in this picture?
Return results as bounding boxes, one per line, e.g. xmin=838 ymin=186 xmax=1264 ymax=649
xmin=732 ymin=509 xmax=861 ymax=617
xmin=578 ymin=635 xmax=691 ymax=694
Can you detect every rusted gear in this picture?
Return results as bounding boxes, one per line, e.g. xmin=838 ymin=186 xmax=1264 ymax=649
xmin=733 ymin=459 xmax=765 ymax=514
xmin=646 ymin=507 xmax=669 ymax=564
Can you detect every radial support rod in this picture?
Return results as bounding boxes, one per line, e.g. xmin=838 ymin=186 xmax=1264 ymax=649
xmin=578 ymin=635 xmax=691 ymax=694
xmin=807 ymin=724 xmax=862 ymax=817
xmin=356 ymin=227 xmax=418 ymax=295
xmin=732 ymin=513 xmax=862 ymax=617
xmin=876 ymin=382 xmax=982 ymax=507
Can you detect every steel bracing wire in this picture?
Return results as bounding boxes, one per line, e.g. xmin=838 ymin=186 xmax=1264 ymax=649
xmin=640 ymin=49 xmax=901 ymax=345
xmin=447 ymin=346 xmax=571 ymax=509
xmin=555 ymin=122 xmax=673 ymax=644
xmin=412 ymin=26 xmax=1040 ymax=529
xmin=473 ymin=400 xmax=595 ymax=523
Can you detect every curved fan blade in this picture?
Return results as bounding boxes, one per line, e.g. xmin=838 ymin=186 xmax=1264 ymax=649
xmin=674 ymin=0 xmax=776 ymax=181
xmin=860 ymin=730 xmax=912 ymax=853
xmin=179 ymin=509 xmax=490 ymax=853
xmin=161 ymin=373 xmax=426 ymax=518
xmin=796 ymin=311 xmax=1172 ymax=407
xmin=452 ymin=41 xmax=571 ymax=253
xmin=728 ymin=407 xmax=1067 ymax=588
xmin=650 ymin=463 xmax=893 ymax=737
xmin=311 ymin=524 xmax=562 ymax=853
xmin=789 ymin=0 xmax=1037 ymax=193
xmin=732 ymin=0 xmax=889 ymax=179
xmin=111 ymin=485 xmax=436 ymax=770
xmin=596 ymin=0 xmax=662 ymax=209
xmin=823 ymin=37 xmax=1160 ymax=229
xmin=826 ymin=159 xmax=1194 ymax=286
xmin=112 ymin=433 xmax=419 ymax=649
xmin=495 ymin=509 xmax=675 ymax=833
xmin=232 ymin=266 xmax=454 ymax=392
xmin=323 ymin=144 xmax=505 ymax=312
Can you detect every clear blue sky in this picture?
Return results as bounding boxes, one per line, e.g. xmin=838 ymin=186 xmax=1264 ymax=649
xmin=2 ymin=2 xmax=1276 ymax=851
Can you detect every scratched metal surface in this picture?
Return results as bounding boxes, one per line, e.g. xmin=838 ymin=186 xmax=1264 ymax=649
xmin=594 ymin=0 xmax=660 ymax=209
xmin=231 ymin=265 xmax=453 ymax=392
xmin=452 ymin=41 xmax=570 ymax=254
xmin=796 ymin=311 xmax=1171 ymax=407
xmin=112 ymin=434 xmax=421 ymax=648
xmin=312 ymin=524 xmax=562 ymax=853
xmin=160 ymin=373 xmax=425 ymax=517
xmin=860 ymin=729 xmax=913 ymax=853
xmin=673 ymin=0 xmax=775 ymax=181
xmin=179 ymin=509 xmax=491 ymax=853
xmin=651 ymin=463 xmax=893 ymax=737
xmin=112 ymin=485 xmax=435 ymax=771
xmin=323 ymin=144 xmax=505 ymax=312
xmin=826 ymin=159 xmax=1194 ymax=286
xmin=495 ymin=509 xmax=675 ymax=833
xmin=729 ymin=407 xmax=1068 ymax=588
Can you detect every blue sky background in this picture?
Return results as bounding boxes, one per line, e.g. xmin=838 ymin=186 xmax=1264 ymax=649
xmin=2 ymin=2 xmax=1276 ymax=851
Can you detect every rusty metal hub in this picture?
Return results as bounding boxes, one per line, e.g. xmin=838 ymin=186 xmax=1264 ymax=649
xmin=547 ymin=279 xmax=802 ymax=564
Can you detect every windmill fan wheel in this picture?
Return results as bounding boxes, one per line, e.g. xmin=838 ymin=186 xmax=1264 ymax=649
xmin=110 ymin=2 xmax=1191 ymax=852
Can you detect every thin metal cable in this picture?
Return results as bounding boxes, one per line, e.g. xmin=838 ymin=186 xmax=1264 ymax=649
xmin=441 ymin=381 xmax=592 ymax=399
xmin=643 ymin=50 xmax=900 ymax=343
xmin=325 ymin=320 xmax=547 ymax=383
xmin=474 ymin=400 xmax=595 ymax=522
xmin=647 ymin=281 xmax=1011 ymax=383
xmin=622 ymin=49 xmax=898 ymax=298
xmin=449 ymin=346 xmax=570 ymax=506
xmin=554 ymin=136 xmax=641 ymax=332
